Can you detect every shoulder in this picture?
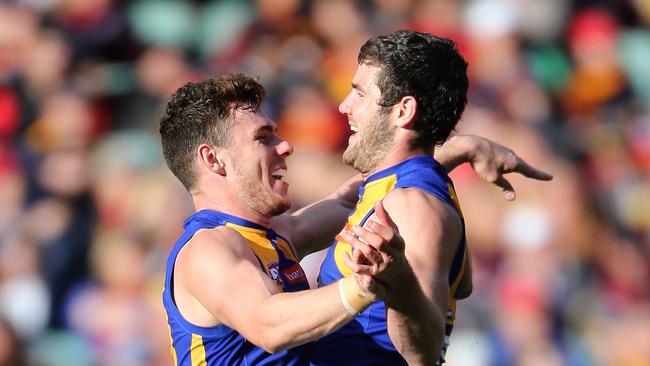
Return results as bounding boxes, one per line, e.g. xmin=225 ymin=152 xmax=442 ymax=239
xmin=384 ymin=188 xmax=458 ymax=220
xmin=383 ymin=188 xmax=461 ymax=243
xmin=177 ymin=226 xmax=254 ymax=270
xmin=380 ymin=189 xmax=462 ymax=279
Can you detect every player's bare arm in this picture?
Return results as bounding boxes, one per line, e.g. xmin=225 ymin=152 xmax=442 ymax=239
xmin=383 ymin=189 xmax=462 ymax=365
xmin=347 ymin=193 xmax=462 ymax=365
xmin=271 ymin=173 xmax=363 ymax=260
xmin=173 ymin=225 xmax=384 ymax=354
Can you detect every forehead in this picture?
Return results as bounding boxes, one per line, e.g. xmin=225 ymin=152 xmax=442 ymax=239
xmin=352 ymin=62 xmax=382 ymax=93
xmin=230 ymin=108 xmax=276 ymax=137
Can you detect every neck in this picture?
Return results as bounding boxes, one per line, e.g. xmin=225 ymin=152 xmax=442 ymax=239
xmin=192 ymin=189 xmax=272 ymax=227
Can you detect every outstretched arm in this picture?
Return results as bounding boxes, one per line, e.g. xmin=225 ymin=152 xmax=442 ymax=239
xmin=435 ymin=135 xmax=553 ymax=200
xmin=278 ymin=135 xmax=552 ymax=260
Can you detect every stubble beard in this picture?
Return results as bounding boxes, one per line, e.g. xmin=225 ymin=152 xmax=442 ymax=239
xmin=342 ymin=112 xmax=394 ymax=174
xmin=233 ymin=163 xmax=291 ymax=218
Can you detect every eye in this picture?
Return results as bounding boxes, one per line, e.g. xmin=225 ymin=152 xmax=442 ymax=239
xmin=256 ymin=136 xmax=269 ymax=143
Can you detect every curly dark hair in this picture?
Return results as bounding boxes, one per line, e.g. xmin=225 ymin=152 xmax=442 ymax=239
xmin=358 ymin=30 xmax=468 ymax=149
xmin=159 ymin=73 xmax=265 ymax=191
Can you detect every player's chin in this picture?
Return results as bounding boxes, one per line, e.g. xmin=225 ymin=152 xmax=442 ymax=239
xmin=342 ymin=148 xmax=357 ymax=167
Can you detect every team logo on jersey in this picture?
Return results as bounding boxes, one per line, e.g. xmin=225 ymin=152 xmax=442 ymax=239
xmin=282 ymin=263 xmax=307 ymax=285
xmin=267 ymin=260 xmax=280 ymax=280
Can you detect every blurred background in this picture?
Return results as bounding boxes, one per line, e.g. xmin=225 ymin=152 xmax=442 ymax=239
xmin=0 ymin=0 xmax=649 ymax=365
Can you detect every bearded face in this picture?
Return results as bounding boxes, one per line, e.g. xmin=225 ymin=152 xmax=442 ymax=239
xmin=342 ymin=109 xmax=393 ymax=174
xmin=340 ymin=63 xmax=395 ymax=174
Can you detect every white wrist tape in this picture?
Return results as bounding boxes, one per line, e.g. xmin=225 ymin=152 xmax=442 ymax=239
xmin=338 ymin=278 xmax=360 ymax=316
xmin=339 ymin=277 xmax=369 ymax=317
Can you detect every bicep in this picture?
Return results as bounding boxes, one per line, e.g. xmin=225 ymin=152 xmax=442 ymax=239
xmin=177 ymin=230 xmax=279 ymax=338
xmin=383 ymin=189 xmax=462 ymax=307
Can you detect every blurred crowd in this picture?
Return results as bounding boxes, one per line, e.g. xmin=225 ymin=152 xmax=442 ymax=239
xmin=0 ymin=0 xmax=649 ymax=365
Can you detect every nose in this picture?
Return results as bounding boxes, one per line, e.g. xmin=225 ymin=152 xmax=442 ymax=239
xmin=276 ymin=138 xmax=294 ymax=157
xmin=339 ymin=93 xmax=352 ymax=115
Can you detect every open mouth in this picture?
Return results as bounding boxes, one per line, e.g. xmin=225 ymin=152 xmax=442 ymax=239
xmin=271 ymin=168 xmax=287 ymax=181
xmin=350 ymin=125 xmax=358 ymax=133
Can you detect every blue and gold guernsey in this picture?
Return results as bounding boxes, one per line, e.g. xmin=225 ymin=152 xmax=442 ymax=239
xmin=307 ymin=155 xmax=468 ymax=366
xmin=162 ymin=209 xmax=310 ymax=366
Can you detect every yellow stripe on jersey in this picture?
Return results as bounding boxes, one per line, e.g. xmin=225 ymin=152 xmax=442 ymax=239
xmin=165 ymin=313 xmax=178 ymax=365
xmin=446 ymin=183 xmax=464 ymax=219
xmin=190 ymin=333 xmax=207 ymax=366
xmin=447 ymin=298 xmax=458 ymax=325
xmin=276 ymin=237 xmax=299 ymax=262
xmin=334 ymin=175 xmax=398 ymax=276
xmin=225 ymin=222 xmax=279 ymax=277
xmin=448 ymin=247 xmax=467 ymax=298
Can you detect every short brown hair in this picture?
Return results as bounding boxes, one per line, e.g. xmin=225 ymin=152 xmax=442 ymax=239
xmin=159 ymin=73 xmax=265 ymax=190
xmin=359 ymin=30 xmax=468 ymax=150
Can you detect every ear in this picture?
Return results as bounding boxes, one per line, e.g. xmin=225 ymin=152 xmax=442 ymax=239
xmin=197 ymin=144 xmax=226 ymax=176
xmin=394 ymin=96 xmax=417 ymax=129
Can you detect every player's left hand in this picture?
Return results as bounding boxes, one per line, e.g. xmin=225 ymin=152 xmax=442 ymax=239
xmin=467 ymin=136 xmax=553 ymax=200
xmin=339 ymin=201 xmax=408 ymax=283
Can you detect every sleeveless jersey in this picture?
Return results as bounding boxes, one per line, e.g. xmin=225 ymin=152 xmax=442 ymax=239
xmin=162 ymin=209 xmax=310 ymax=366
xmin=307 ymin=156 xmax=468 ymax=366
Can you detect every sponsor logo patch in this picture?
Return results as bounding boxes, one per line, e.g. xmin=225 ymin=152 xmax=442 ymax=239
xmin=282 ymin=263 xmax=307 ymax=284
